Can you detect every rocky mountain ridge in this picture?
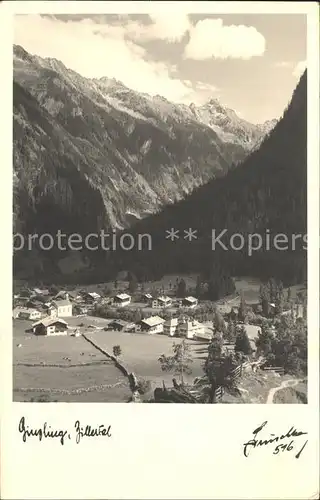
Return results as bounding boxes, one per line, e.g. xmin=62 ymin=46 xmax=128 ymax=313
xmin=13 ymin=44 xmax=276 ymax=235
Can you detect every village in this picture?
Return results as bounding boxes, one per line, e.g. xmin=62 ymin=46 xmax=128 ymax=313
xmin=12 ymin=275 xmax=307 ymax=403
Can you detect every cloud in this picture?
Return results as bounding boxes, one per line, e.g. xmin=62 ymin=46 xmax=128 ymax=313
xmin=13 ymin=14 xmax=213 ymax=105
xmin=141 ymin=13 xmax=191 ymax=42
xmin=183 ymin=18 xmax=266 ymax=60
xmin=274 ymin=61 xmax=293 ymax=68
xmin=293 ymin=60 xmax=306 ymax=78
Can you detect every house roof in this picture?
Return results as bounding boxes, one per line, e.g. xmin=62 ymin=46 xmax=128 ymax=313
xmin=157 ymin=296 xmax=171 ymax=302
xmin=109 ymin=319 xmax=127 ymax=327
xmin=115 ymin=293 xmax=131 ymax=300
xmin=143 ymin=293 xmax=153 ymax=299
xmin=52 ymin=300 xmax=72 ymax=307
xmin=183 ymin=296 xmax=198 ymax=303
xmin=88 ymin=292 xmax=101 ymax=299
xmin=13 ymin=307 xmax=40 ymax=314
xmin=141 ymin=316 xmax=165 ymax=327
xmin=54 ymin=291 xmax=69 ymax=299
xmin=32 ymin=317 xmax=68 ymax=328
xmin=33 ymin=288 xmax=49 ymax=295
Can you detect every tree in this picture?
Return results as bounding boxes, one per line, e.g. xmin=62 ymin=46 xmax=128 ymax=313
xmin=128 ymin=273 xmax=138 ymax=294
xmin=113 ymin=345 xmax=122 ymax=358
xmin=136 ymin=378 xmax=151 ymax=395
xmin=226 ymin=319 xmax=236 ymax=343
xmin=287 ymin=287 xmax=292 ymax=302
xmin=275 ymin=288 xmax=285 ymax=315
xmin=114 ymin=279 xmax=118 ymax=290
xmin=133 ymin=308 xmax=143 ymax=322
xmin=177 ymin=279 xmax=187 ymax=297
xmin=259 ymin=283 xmax=270 ymax=317
xmin=235 ymin=326 xmax=252 ymax=355
xmin=203 ymin=335 xmax=238 ymax=403
xmin=238 ymin=291 xmax=247 ymax=322
xmin=270 ymin=316 xmax=307 ymax=375
xmin=230 ymin=307 xmax=238 ymax=322
xmin=213 ymin=307 xmax=226 ymax=334
xmin=195 ymin=275 xmax=202 ymax=298
xmin=303 ymin=303 xmax=307 ymax=320
xmin=158 ymin=339 xmax=193 ymax=385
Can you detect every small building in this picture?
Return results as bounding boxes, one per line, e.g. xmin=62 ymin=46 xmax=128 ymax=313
xmin=113 ymin=293 xmax=131 ymax=307
xmin=163 ymin=318 xmax=179 ymax=336
xmin=32 ymin=317 xmax=68 ymax=336
xmin=81 ymin=291 xmax=102 ymax=304
xmin=44 ymin=305 xmax=58 ymax=318
xmin=141 ymin=293 xmax=153 ymax=302
xmin=151 ymin=296 xmax=172 ymax=309
xmin=139 ymin=316 xmax=165 ymax=334
xmin=13 ymin=307 xmax=42 ymax=321
xmin=54 ymin=291 xmax=70 ymax=301
xmin=107 ymin=319 xmax=128 ymax=332
xmin=33 ymin=288 xmax=50 ymax=296
xmin=18 ymin=289 xmax=33 ymax=298
xmin=51 ymin=300 xmax=73 ymax=318
xmin=73 ymin=305 xmax=88 ymax=316
xmin=178 ymin=319 xmax=205 ymax=339
xmin=181 ymin=296 xmax=198 ymax=309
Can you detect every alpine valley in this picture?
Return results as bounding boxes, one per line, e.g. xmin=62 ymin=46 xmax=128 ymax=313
xmin=13 ymin=44 xmax=277 ymax=280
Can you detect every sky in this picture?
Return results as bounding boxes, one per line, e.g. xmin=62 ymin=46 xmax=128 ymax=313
xmin=13 ymin=13 xmax=307 ymax=123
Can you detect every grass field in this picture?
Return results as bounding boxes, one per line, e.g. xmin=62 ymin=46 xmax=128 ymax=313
xmin=87 ymin=330 xmax=207 ymax=392
xmin=13 ymin=319 xmax=131 ymax=402
xmin=13 ymin=316 xmax=207 ymax=402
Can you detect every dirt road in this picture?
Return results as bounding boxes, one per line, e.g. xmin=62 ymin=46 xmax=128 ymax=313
xmin=266 ymin=378 xmax=305 ymax=404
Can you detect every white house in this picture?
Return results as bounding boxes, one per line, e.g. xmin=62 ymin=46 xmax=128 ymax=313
xmin=113 ymin=293 xmax=131 ymax=307
xmin=45 ymin=305 xmax=58 ymax=318
xmin=51 ymin=300 xmax=73 ymax=318
xmin=181 ymin=296 xmax=198 ymax=309
xmin=80 ymin=291 xmax=101 ymax=304
xmin=32 ymin=317 xmax=68 ymax=336
xmin=13 ymin=307 xmax=41 ymax=321
xmin=151 ymin=296 xmax=172 ymax=308
xmin=163 ymin=318 xmax=179 ymax=336
xmin=142 ymin=293 xmax=153 ymax=302
xmin=178 ymin=319 xmax=205 ymax=339
xmin=33 ymin=288 xmax=50 ymax=296
xmin=140 ymin=316 xmax=165 ymax=334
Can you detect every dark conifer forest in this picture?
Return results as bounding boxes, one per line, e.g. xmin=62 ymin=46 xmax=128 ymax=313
xmin=111 ymin=71 xmax=307 ymax=288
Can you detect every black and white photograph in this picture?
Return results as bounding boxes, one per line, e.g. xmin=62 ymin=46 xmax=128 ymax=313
xmin=12 ymin=10 xmax=309 ymax=406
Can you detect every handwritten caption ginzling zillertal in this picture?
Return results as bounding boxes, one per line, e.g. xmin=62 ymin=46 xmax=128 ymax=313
xmin=243 ymin=421 xmax=308 ymax=458
xmin=18 ymin=417 xmax=112 ymax=445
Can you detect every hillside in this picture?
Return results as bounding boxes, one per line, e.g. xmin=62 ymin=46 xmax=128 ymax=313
xmin=13 ymin=44 xmax=274 ymax=240
xmin=113 ymin=71 xmax=307 ymax=286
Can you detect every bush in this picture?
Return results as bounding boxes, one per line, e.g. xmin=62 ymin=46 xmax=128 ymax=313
xmin=136 ymin=379 xmax=152 ymax=395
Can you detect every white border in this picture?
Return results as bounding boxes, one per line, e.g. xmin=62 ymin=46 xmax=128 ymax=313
xmin=0 ymin=3 xmax=319 ymax=499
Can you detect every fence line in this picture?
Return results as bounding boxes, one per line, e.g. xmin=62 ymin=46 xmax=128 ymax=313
xmin=214 ymin=360 xmax=265 ymax=401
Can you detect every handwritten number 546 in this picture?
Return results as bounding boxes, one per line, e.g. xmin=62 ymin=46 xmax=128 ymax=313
xmin=273 ymin=439 xmax=308 ymax=458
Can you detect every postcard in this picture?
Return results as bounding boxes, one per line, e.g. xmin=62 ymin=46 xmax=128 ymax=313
xmin=0 ymin=1 xmax=319 ymax=499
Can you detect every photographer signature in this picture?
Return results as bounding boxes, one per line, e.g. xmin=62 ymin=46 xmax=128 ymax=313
xmin=243 ymin=421 xmax=308 ymax=458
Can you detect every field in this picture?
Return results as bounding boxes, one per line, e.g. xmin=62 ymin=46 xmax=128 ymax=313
xmin=87 ymin=330 xmax=208 ymax=393
xmin=13 ymin=319 xmax=131 ymax=402
xmin=13 ymin=316 xmax=208 ymax=402
xmin=13 ymin=275 xmax=306 ymax=403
